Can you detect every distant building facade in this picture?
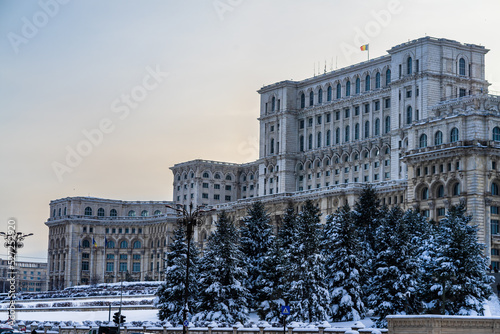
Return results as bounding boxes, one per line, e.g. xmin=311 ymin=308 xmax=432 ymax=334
xmin=47 ymin=37 xmax=500 ymax=289
xmin=45 ymin=197 xmax=177 ymax=290
xmin=0 ymin=259 xmax=48 ymax=292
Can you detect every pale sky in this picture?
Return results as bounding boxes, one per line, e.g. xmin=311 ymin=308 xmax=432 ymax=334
xmin=1 ymin=0 xmax=500 ymax=262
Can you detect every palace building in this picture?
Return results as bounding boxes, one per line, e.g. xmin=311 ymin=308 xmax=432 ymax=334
xmin=46 ymin=36 xmax=500 ymax=289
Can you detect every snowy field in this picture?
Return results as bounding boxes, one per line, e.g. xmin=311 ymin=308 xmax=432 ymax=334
xmin=0 ymin=295 xmax=499 ymax=329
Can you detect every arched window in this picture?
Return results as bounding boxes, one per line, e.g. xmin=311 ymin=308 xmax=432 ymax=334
xmin=203 ymin=172 xmax=209 ymax=178
xmin=299 ymin=135 xmax=304 ymax=151
xmin=110 ymin=209 xmax=117 ymax=217
xmin=327 ymin=86 xmax=332 ymax=101
xmin=365 ymin=75 xmax=371 ymax=91
xmin=300 ymin=93 xmax=305 ymax=108
xmin=435 ymin=131 xmax=443 ymax=145
xmin=271 ymin=96 xmax=276 ymax=111
xmin=437 ymin=184 xmax=444 ymax=198
xmin=345 ymin=126 xmax=350 ymax=142
xmin=120 ymin=240 xmax=128 ymax=249
xmin=407 ymin=57 xmax=412 ymax=75
xmin=492 ymin=182 xmax=499 ymax=196
xmin=214 ymin=173 xmax=221 ymax=179
xmin=226 ymin=174 xmax=232 ymax=181
xmin=63 ymin=207 xmax=67 ymax=215
xmin=309 ymin=91 xmax=314 ymax=106
xmin=141 ymin=210 xmax=149 ymax=217
xmin=450 ymin=127 xmax=459 ymax=142
xmin=82 ymin=240 xmax=90 ymax=248
xmin=335 ymin=128 xmax=340 ymax=144
xmin=317 ymin=132 xmax=321 ymax=148
xmin=355 ymin=78 xmax=360 ymax=94
xmin=452 ymin=183 xmax=461 ymax=196
xmin=386 ymin=69 xmax=391 ymax=85
xmin=97 ymin=208 xmax=105 ymax=217
xmin=84 ymin=207 xmax=92 ymax=216
xmin=133 ymin=241 xmax=141 ymax=249
xmin=58 ymin=208 xmax=61 ymax=216
xmin=406 ymin=106 xmax=413 ymax=124
xmin=154 ymin=210 xmax=161 ymax=215
xmin=493 ymin=127 xmax=500 ymax=141
xmin=308 ymin=134 xmax=313 ymax=150
xmin=364 ymin=121 xmax=370 ymax=138
xmin=422 ymin=187 xmax=429 ymax=200
xmin=419 ymin=134 xmax=427 ymax=148
xmin=128 ymin=210 xmax=136 ymax=217
xmin=355 ymin=123 xmax=359 ymax=140
xmin=326 ymin=130 xmax=331 ymax=146
xmin=336 ymin=83 xmax=341 ymax=99
xmin=375 ymin=72 xmax=381 ymax=89
xmin=459 ymin=58 xmax=466 ymax=76
xmin=318 ymin=88 xmax=323 ymax=103
xmin=107 ymin=240 xmax=115 ymax=249
xmin=375 ymin=118 xmax=380 ymax=136
xmin=270 ymin=138 xmax=275 ymax=154
xmin=385 ymin=116 xmax=390 ymax=134
xmin=346 ymin=81 xmax=351 ymax=96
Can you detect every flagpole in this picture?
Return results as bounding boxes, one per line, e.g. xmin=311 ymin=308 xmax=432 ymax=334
xmin=368 ymin=44 xmax=370 ymax=61
xmin=103 ymin=237 xmax=106 ymax=284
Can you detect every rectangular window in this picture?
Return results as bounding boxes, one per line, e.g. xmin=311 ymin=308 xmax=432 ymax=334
xmin=203 ymin=183 xmax=209 ymax=188
xmin=459 ymin=88 xmax=466 ymax=97
xmin=317 ymin=115 xmax=322 ymax=124
xmin=385 ymin=160 xmax=390 ymax=166
xmin=355 ymin=106 xmax=359 ymax=115
xmin=106 ymin=262 xmax=114 ymax=272
xmin=364 ymin=104 xmax=370 ymax=113
xmin=105 ymin=228 xmax=109 ymax=234
xmin=437 ymin=208 xmax=445 ymax=216
xmin=81 ymin=261 xmax=89 ymax=271
xmin=250 ymin=185 xmax=254 ymax=190
xmin=385 ymin=98 xmax=391 ymax=109
xmin=138 ymin=228 xmax=142 ymax=234
xmin=225 ymin=185 xmax=231 ymax=191
xmin=336 ymin=111 xmax=340 ymax=120
xmin=456 ymin=161 xmax=460 ymax=170
xmin=106 ymin=254 xmax=114 ymax=259
xmin=225 ymin=195 xmax=231 ymax=201
xmin=493 ymin=161 xmax=497 ymax=170
xmin=374 ymin=101 xmax=380 ymax=111
xmin=345 ymin=108 xmax=350 ymax=118
xmin=214 ymin=194 xmax=220 ymax=200
xmin=120 ymin=254 xmax=127 ymax=260
xmin=385 ymin=172 xmax=390 ymax=179
xmin=374 ymin=174 xmax=379 ymax=181
xmin=299 ymin=120 xmax=304 ymax=129
xmin=202 ymin=193 xmax=208 ymax=199
xmin=133 ymin=262 xmax=141 ymax=272
xmin=243 ymin=186 xmax=247 ymax=191
xmin=308 ymin=118 xmax=313 ymax=127
xmin=133 ymin=254 xmax=141 ymax=260
xmin=492 ymin=249 xmax=500 ymax=256
xmin=82 ymin=253 xmax=89 ymax=259
xmin=112 ymin=228 xmax=116 ymax=233
xmin=326 ymin=113 xmax=331 ymax=122
xmin=125 ymin=228 xmax=129 ymax=234
xmin=492 ymin=219 xmax=499 ymax=235
xmin=120 ymin=262 xmax=127 ymax=272
xmin=406 ymin=90 xmax=412 ymax=98
xmin=214 ymin=184 xmax=220 ymax=190
xmin=492 ymin=206 xmax=499 ymax=214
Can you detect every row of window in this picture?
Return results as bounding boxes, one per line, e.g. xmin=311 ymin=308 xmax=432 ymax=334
xmin=178 ymin=172 xmax=237 ymax=181
xmin=418 ymin=128 xmax=460 ymax=148
xmin=420 ymin=183 xmax=461 ymax=200
xmin=82 ymin=207 xmax=162 ymax=217
xmin=297 ymin=172 xmax=390 ymax=190
xmin=300 ymin=70 xmax=391 ymax=108
xmin=297 ymin=148 xmax=390 ymax=171
xmin=81 ymin=239 xmax=142 ymax=249
xmin=299 ymin=118 xmax=390 ymax=151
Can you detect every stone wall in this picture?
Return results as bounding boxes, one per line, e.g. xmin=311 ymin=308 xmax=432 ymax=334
xmin=387 ymin=315 xmax=500 ymax=334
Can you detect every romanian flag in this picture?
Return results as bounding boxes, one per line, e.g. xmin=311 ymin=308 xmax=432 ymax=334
xmin=104 ymin=236 xmax=108 ymax=249
xmin=360 ymin=44 xmax=369 ymax=51
xmin=92 ymin=237 xmax=97 ymax=248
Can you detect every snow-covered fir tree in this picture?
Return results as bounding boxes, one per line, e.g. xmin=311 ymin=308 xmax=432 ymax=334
xmin=257 ymin=202 xmax=296 ymax=322
xmin=240 ymin=201 xmax=274 ymax=309
xmin=156 ymin=224 xmax=200 ymax=324
xmin=420 ymin=205 xmax=493 ymax=315
xmin=193 ymin=211 xmax=250 ymax=324
xmin=368 ymin=207 xmax=427 ymax=326
xmin=288 ymin=200 xmax=330 ymax=323
xmin=322 ymin=204 xmax=365 ymax=322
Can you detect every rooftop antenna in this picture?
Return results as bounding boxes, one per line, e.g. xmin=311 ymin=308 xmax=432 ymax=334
xmin=336 ymin=56 xmax=338 ymax=69
xmin=313 ymin=62 xmax=316 ymax=77
xmin=330 ymin=57 xmax=333 ymax=71
xmin=324 ymin=60 xmax=326 ymax=74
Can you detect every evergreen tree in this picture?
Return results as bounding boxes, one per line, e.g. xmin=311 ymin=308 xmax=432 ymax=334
xmin=240 ymin=201 xmax=274 ymax=309
xmin=257 ymin=202 xmax=297 ymax=322
xmin=156 ymin=225 xmax=200 ymax=323
xmin=368 ymin=208 xmax=426 ymax=326
xmin=288 ymin=200 xmax=330 ymax=323
xmin=420 ymin=205 xmax=493 ymax=315
xmin=193 ymin=211 xmax=250 ymax=324
xmin=322 ymin=204 xmax=365 ymax=322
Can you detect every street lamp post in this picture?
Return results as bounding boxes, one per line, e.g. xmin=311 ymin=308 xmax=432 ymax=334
xmin=166 ymin=203 xmax=214 ymax=334
xmin=0 ymin=230 xmax=33 ymax=324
